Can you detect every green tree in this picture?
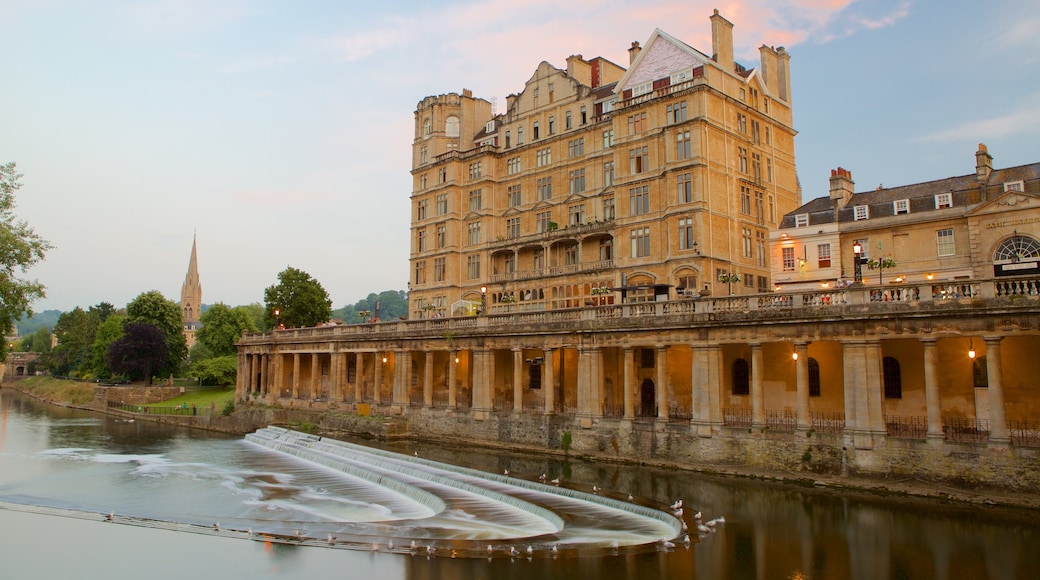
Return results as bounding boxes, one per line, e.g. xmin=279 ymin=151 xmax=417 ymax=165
xmin=192 ymin=355 xmax=238 ymax=386
xmin=91 ymin=314 xmax=125 ymax=379
xmin=18 ymin=325 xmax=52 ymax=353
xmin=45 ymin=307 xmax=100 ymax=377
xmin=125 ymin=290 xmax=187 ymax=375
xmin=237 ymin=303 xmax=269 ymax=332
xmin=0 ymin=162 xmax=52 ymax=358
xmin=263 ymin=267 xmax=332 ymax=328
xmin=106 ymin=323 xmax=169 ymax=384
xmin=333 ymin=290 xmax=409 ymax=323
xmin=196 ymin=303 xmax=257 ymax=357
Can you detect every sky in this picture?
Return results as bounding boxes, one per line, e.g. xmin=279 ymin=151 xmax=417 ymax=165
xmin=2 ymin=0 xmax=1038 ymax=313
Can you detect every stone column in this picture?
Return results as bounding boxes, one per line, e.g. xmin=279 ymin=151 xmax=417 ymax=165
xmin=656 ymin=345 xmax=669 ymax=421
xmin=448 ymin=350 xmax=458 ymax=408
xmin=392 ymin=350 xmax=410 ymax=407
xmin=921 ymin=338 xmax=943 ymax=438
xmin=260 ymin=354 xmax=269 ymax=396
xmin=543 ymin=348 xmax=555 ymax=414
xmin=354 ymin=352 xmax=363 ymax=403
xmin=864 ymin=340 xmax=885 ymax=433
xmin=373 ymin=352 xmax=383 ymax=405
xmin=593 ymin=347 xmax=604 ymax=419
xmin=472 ymin=349 xmax=492 ymax=418
xmin=691 ymin=344 xmax=722 ymax=436
xmin=841 ymin=341 xmax=860 ymax=434
xmin=512 ymin=347 xmax=523 ymax=413
xmin=310 ymin=353 xmax=320 ymax=399
xmin=328 ymin=351 xmax=339 ymax=402
xmin=795 ymin=342 xmax=810 ymax=430
xmin=292 ymin=354 xmax=301 ymax=399
xmin=750 ymin=343 xmax=765 ymax=429
xmin=577 ymin=347 xmax=599 ymax=427
xmin=984 ymin=336 xmax=1009 ymax=443
xmin=424 ymin=351 xmax=434 ymax=408
xmin=623 ymin=346 xmax=634 ymax=419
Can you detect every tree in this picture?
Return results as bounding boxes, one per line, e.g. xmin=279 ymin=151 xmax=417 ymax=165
xmin=18 ymin=325 xmax=52 ymax=354
xmin=192 ymin=356 xmax=238 ymax=386
xmin=126 ymin=290 xmax=187 ymax=375
xmin=45 ymin=307 xmax=100 ymax=377
xmin=106 ymin=323 xmax=169 ymax=384
xmin=332 ymin=290 xmax=409 ymax=323
xmin=237 ymin=302 xmax=268 ymax=332
xmin=0 ymin=162 xmax=52 ymax=358
xmin=91 ymin=314 xmax=124 ymax=379
xmin=263 ymin=267 xmax=332 ymax=328
xmin=196 ymin=303 xmax=257 ymax=357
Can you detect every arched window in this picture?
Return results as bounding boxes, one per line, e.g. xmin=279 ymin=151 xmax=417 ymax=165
xmin=973 ymin=356 xmax=989 ymax=388
xmin=808 ymin=358 xmax=821 ymax=397
xmin=423 ymin=118 xmax=431 ymax=137
xmin=445 ymin=116 xmax=460 ymax=137
xmin=883 ymin=356 xmax=902 ymax=399
xmin=732 ymin=359 xmax=750 ymax=395
xmin=994 ymin=235 xmax=1040 ymax=262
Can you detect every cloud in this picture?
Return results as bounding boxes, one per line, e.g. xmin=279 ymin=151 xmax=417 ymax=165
xmin=322 ymin=20 xmax=413 ymax=62
xmin=914 ymin=101 xmax=1040 ymax=142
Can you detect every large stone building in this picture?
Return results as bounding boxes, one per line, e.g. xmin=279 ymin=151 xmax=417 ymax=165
xmin=236 ymin=13 xmax=1040 ymax=491
xmin=409 ymin=10 xmax=797 ymax=318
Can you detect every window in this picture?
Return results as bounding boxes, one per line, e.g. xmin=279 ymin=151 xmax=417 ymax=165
xmin=504 ymin=253 xmax=516 ymax=273
xmin=765 ymin=126 xmax=771 ymax=145
xmin=417 ymin=229 xmax=427 ymax=252
xmin=758 ymin=275 xmax=768 ymax=293
xmin=677 ymin=273 xmax=697 ymax=294
xmin=536 ymin=147 xmax=552 ymax=167
xmin=737 ymin=113 xmax=747 ymax=134
xmin=420 ymin=174 xmax=427 ymax=189
xmin=445 ymin=116 xmax=459 ymax=137
xmin=533 ymin=121 xmax=539 ymax=139
xmin=537 ymin=177 xmax=552 ymax=201
xmin=603 ymin=196 xmax=615 ymax=220
xmin=580 ymin=106 xmax=587 ymax=124
xmin=893 ymin=199 xmax=910 ymax=214
xmin=564 ymin=243 xmax=579 ymax=265
xmin=506 ymin=217 xmax=520 ymax=238
xmin=936 ymin=228 xmax=955 ymax=257
xmin=742 ymin=227 xmax=752 ymax=258
xmin=602 ymin=129 xmax=614 ymax=148
xmin=740 ymin=186 xmax=752 ymax=215
xmin=536 ymin=211 xmax=551 ymax=233
xmin=469 ymin=162 xmax=482 ymax=179
xmin=433 ymin=257 xmax=445 ymax=282
xmin=568 ymin=204 xmax=585 ymax=226
xmin=548 ymin=116 xmax=555 ymax=135
xmin=627 ymin=112 xmax=647 ymax=134
xmin=505 ymin=131 xmax=510 ymax=148
xmin=517 ymin=126 xmax=524 ymax=145
xmin=569 ymin=168 xmax=585 ymax=194
xmin=467 ymin=221 xmax=481 ymax=245
xmin=767 ymin=158 xmax=773 ymax=183
xmin=566 ymin=110 xmax=572 ymax=129
xmin=414 ymin=260 xmax=426 ymax=284
xmin=677 ymin=173 xmax=692 ymax=203
xmin=675 ymin=130 xmax=691 ymax=160
xmin=782 ymin=247 xmax=795 ymax=271
xmin=818 ymin=243 xmax=831 ymax=268
xmin=507 ymin=157 xmax=521 ymax=174
xmin=667 ymin=101 xmax=687 ymax=124
xmin=935 ymin=192 xmax=953 ymax=209
xmin=630 ymin=185 xmax=649 ymax=216
xmin=751 ymin=120 xmax=760 ymax=143
xmin=883 ymin=357 xmax=902 ymax=399
xmin=1004 ymin=181 xmax=1024 ymax=192
xmin=630 ymin=146 xmax=648 ymax=174
xmin=416 ymin=200 xmax=428 ymax=221
xmin=423 ymin=118 xmax=431 ymax=136
xmin=469 ymin=189 xmax=482 ymax=211
xmin=533 ymin=248 xmax=545 ymax=269
xmin=808 ymin=358 xmax=820 ymax=397
xmin=853 ymin=205 xmax=869 ymax=220
xmin=419 ymin=146 xmax=427 ymax=165
xmin=508 ymin=184 xmax=522 ymax=207
xmin=599 ymin=238 xmax=613 ymax=260
xmin=732 ymin=359 xmax=750 ymax=395
xmin=568 ymin=138 xmax=585 ymax=157
xmin=756 ymin=231 xmax=766 ymax=267
xmin=794 ymin=213 xmax=809 ymax=227
xmin=436 ymin=225 xmax=446 ymax=248
xmin=744 ymin=274 xmax=754 ymax=288
xmin=438 ymin=167 xmax=446 ymax=183
xmin=631 ymin=227 xmax=651 ymax=257
xmin=436 ymin=194 xmax=448 ymax=215
xmin=754 ymin=190 xmax=764 ymax=221
xmin=738 ymin=147 xmax=748 ymax=173
xmin=466 ymin=255 xmax=480 ymax=279
xmin=678 ymin=217 xmax=693 ymax=250
xmin=769 ymin=195 xmax=776 ymax=223
xmin=995 ymin=235 xmax=1040 ymax=261
xmin=752 ymin=152 xmax=762 ymax=181
xmin=603 ymin=161 xmax=615 ymax=187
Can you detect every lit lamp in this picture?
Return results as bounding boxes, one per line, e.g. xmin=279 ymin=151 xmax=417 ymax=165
xmin=273 ymin=308 xmax=281 ymax=330
xmin=968 ymin=338 xmax=976 ymax=360
xmin=852 ymin=242 xmax=863 ymax=284
xmin=480 ymin=285 xmax=487 ymax=315
xmin=792 ymin=349 xmax=799 ymax=361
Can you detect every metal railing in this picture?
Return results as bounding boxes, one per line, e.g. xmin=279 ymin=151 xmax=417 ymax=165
xmin=943 ymin=417 xmax=990 ymax=443
xmin=885 ymin=415 xmax=928 ymax=439
xmin=1009 ymin=420 xmax=1040 ymax=447
xmin=810 ymin=411 xmax=845 ymax=433
xmin=723 ymin=407 xmax=752 ymax=428
xmin=766 ymin=410 xmax=797 ymax=431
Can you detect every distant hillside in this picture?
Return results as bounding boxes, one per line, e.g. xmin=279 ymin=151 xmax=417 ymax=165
xmin=15 ymin=310 xmax=61 ymax=336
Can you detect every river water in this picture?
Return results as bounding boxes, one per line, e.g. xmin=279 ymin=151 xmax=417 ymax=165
xmin=2 ymin=389 xmax=1038 ymax=579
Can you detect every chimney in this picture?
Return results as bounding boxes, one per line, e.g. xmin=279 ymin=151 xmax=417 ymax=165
xmin=711 ymin=9 xmax=734 ymax=72
xmin=776 ymin=46 xmax=790 ymax=101
xmin=567 ymin=54 xmax=592 ymax=86
xmin=829 ymin=167 xmax=855 ymax=206
xmin=628 ymin=41 xmax=641 ymax=65
xmin=758 ymin=45 xmax=779 ymax=96
xmin=976 ymin=143 xmax=993 ymax=184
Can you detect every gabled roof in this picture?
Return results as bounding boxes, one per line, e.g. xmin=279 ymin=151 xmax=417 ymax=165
xmin=615 ymin=29 xmax=713 ymax=94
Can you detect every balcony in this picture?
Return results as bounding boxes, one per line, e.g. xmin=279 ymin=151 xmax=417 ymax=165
xmin=490 ymin=259 xmax=614 ymax=283
xmin=488 ymin=219 xmax=614 ymax=252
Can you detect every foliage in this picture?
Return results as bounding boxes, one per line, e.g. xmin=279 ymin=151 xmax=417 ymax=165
xmin=0 ymin=162 xmax=53 ymax=358
xmin=45 ymin=307 xmax=100 ymax=377
xmin=106 ymin=323 xmax=169 ymax=384
xmin=90 ymin=314 xmax=124 ymax=379
xmin=332 ymin=290 xmax=409 ymax=323
xmin=18 ymin=325 xmax=53 ymax=353
xmin=126 ymin=290 xmax=187 ymax=374
xmin=263 ymin=267 xmax=333 ymax=328
xmin=196 ymin=303 xmax=257 ymax=357
xmin=188 ymin=341 xmax=213 ymax=367
xmin=222 ymin=398 xmax=236 ymax=416
xmin=89 ymin=301 xmax=117 ymax=322
xmin=191 ymin=355 xmax=238 ymax=386
xmin=15 ymin=309 xmax=60 ymax=336
xmin=236 ymin=302 xmax=268 ymax=332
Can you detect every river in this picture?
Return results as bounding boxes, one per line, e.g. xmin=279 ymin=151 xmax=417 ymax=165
xmin=1 ymin=389 xmax=1038 ymax=579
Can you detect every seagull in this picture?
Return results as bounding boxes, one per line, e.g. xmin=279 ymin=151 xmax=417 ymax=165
xmin=414 ymin=451 xmax=419 ymax=457
xmin=526 ymin=545 xmax=533 ymax=556
xmin=214 ymin=522 xmax=220 ymax=532
xmin=673 ymin=507 xmax=683 ymax=517
xmin=371 ymin=543 xmax=380 ymax=551
xmin=503 ymin=469 xmax=510 ymax=476
xmin=592 ymin=485 xmax=601 ymax=494
xmin=426 ymin=545 xmax=437 ymax=555
xmin=659 ymin=538 xmax=675 ymax=550
xmin=550 ymin=478 xmax=560 ymax=485
xmin=509 ymin=546 xmax=520 ymax=558
xmin=105 ymin=512 xmax=114 ymax=522
xmin=411 ymin=540 xmax=419 ymax=551
xmin=487 ymin=544 xmax=494 ymax=555
xmin=387 ymin=540 xmax=394 ymax=551
xmin=693 ymin=511 xmax=702 ymax=521
xmin=247 ymin=528 xmax=253 ymax=537
xmin=681 ymin=533 xmax=691 ymax=548
xmin=697 ymin=524 xmax=712 ymax=534
xmin=671 ymin=499 xmax=684 ymax=510
xmin=294 ymin=529 xmax=302 ymax=539
xmin=538 ymin=473 xmax=547 ymax=482
xmin=628 ymin=494 xmax=635 ymax=502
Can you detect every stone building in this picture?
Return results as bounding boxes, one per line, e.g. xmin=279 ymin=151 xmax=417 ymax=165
xmin=181 ymin=234 xmax=202 ymax=348
xmin=408 ymin=10 xmax=797 ymax=318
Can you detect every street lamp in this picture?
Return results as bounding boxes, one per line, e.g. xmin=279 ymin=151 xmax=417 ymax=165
xmin=273 ymin=308 xmax=281 ymax=330
xmin=480 ymin=285 xmax=487 ymax=315
xmin=852 ymin=242 xmax=863 ymax=284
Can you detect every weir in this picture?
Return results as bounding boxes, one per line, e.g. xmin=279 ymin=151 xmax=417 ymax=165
xmin=244 ymin=426 xmax=684 ymax=557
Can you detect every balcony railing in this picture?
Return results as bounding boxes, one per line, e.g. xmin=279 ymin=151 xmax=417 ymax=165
xmin=811 ymin=411 xmax=845 ymax=433
xmin=723 ymin=407 xmax=752 ymax=428
xmin=885 ymin=415 xmax=928 ymax=439
xmin=766 ymin=410 xmax=797 ymax=431
xmin=943 ymin=417 xmax=990 ymax=443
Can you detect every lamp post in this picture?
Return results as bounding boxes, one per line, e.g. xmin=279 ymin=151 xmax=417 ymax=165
xmin=273 ymin=308 xmax=281 ymax=330
xmin=480 ymin=285 xmax=487 ymax=315
xmin=852 ymin=242 xmax=863 ymax=285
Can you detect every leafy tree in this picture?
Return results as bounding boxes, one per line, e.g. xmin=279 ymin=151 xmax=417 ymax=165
xmin=333 ymin=290 xmax=409 ymax=323
xmin=106 ymin=323 xmax=169 ymax=384
xmin=196 ymin=303 xmax=257 ymax=357
xmin=45 ymin=307 xmax=100 ymax=377
xmin=263 ymin=267 xmax=332 ymax=328
xmin=91 ymin=314 xmax=125 ymax=379
xmin=16 ymin=309 xmax=60 ymax=336
xmin=0 ymin=162 xmax=52 ymax=358
xmin=192 ymin=355 xmax=237 ymax=386
xmin=188 ymin=341 xmax=213 ymax=368
xmin=236 ymin=302 xmax=269 ymax=332
xmin=126 ymin=290 xmax=186 ymax=375
xmin=89 ymin=301 xmax=116 ymax=322
xmin=18 ymin=325 xmax=52 ymax=353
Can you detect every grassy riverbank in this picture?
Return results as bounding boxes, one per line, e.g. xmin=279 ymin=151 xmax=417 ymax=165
xmin=14 ymin=376 xmax=96 ymax=406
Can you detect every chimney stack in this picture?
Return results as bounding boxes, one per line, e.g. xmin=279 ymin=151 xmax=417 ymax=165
xmin=628 ymin=41 xmax=641 ymax=64
xmin=710 ymin=9 xmax=734 ymax=71
xmin=976 ymin=143 xmax=993 ymax=184
xmin=829 ymin=167 xmax=855 ymax=206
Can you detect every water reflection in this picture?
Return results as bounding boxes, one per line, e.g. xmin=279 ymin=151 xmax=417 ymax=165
xmin=2 ymin=389 xmax=1039 ymax=579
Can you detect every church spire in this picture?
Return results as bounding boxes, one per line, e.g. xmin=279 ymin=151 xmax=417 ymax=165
xmin=181 ymin=233 xmax=202 ymax=325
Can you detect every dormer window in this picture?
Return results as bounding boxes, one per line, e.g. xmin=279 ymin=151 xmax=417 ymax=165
xmin=893 ymin=199 xmax=910 ymax=215
xmin=794 ymin=214 xmax=809 ymax=227
xmin=485 ymin=120 xmax=495 ymax=133
xmin=854 ymin=205 xmax=869 ymax=221
xmin=935 ymin=193 xmax=953 ymax=209
xmin=1004 ymin=180 xmax=1024 ymax=192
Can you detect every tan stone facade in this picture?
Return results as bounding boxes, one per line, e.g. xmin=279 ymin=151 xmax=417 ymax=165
xmin=409 ymin=12 xmax=797 ymax=318
xmin=181 ymin=234 xmax=202 ymax=348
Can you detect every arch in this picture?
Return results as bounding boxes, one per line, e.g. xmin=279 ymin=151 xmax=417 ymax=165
xmin=994 ymin=235 xmax=1040 ymax=263
xmin=445 ymin=116 xmax=460 ymax=137
xmin=808 ymin=358 xmax=821 ymax=397
xmin=883 ymin=356 xmax=902 ymax=399
xmin=639 ymin=378 xmax=656 ymax=417
xmin=732 ymin=359 xmax=750 ymax=395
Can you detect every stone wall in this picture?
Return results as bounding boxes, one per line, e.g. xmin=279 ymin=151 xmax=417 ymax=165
xmin=92 ymin=385 xmax=183 ymax=409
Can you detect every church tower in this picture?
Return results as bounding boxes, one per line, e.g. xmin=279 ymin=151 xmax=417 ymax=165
xmin=181 ymin=234 xmax=202 ymax=348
